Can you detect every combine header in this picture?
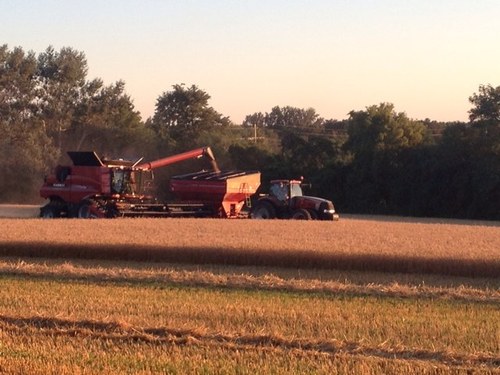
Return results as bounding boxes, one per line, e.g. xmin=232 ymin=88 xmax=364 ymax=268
xmin=40 ymin=147 xmax=260 ymax=219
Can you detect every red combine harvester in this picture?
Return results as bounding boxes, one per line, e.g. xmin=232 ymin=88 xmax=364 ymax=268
xmin=39 ymin=147 xmax=260 ymax=219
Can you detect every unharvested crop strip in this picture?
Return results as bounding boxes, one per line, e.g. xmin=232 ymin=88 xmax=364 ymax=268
xmin=0 ymin=314 xmax=497 ymax=369
xmin=1 ymin=241 xmax=499 ymax=277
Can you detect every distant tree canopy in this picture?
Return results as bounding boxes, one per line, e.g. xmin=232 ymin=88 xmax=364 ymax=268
xmin=469 ymin=84 xmax=500 ymax=124
xmin=0 ymin=44 xmax=149 ymax=201
xmin=150 ymin=84 xmax=231 ymax=145
xmin=345 ymin=103 xmax=429 ymax=158
xmin=1 ymin=44 xmax=498 ymax=219
xmin=1 ymin=45 xmax=59 ymax=200
xmin=243 ymin=106 xmax=323 ymax=129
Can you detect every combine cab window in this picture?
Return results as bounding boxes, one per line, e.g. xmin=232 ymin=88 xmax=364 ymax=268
xmin=133 ymin=170 xmax=154 ymax=195
xmin=112 ymin=169 xmax=135 ymax=194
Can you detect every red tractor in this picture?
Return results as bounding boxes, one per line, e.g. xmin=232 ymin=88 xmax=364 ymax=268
xmin=250 ymin=179 xmax=339 ymax=220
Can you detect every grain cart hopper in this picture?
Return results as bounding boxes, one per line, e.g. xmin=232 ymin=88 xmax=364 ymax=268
xmin=170 ymin=170 xmax=261 ymax=218
xmin=40 ymin=147 xmax=260 ymax=218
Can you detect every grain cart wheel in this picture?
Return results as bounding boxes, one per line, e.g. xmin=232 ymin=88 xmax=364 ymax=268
xmin=292 ymin=208 xmax=312 ymax=220
xmin=251 ymin=201 xmax=276 ymax=219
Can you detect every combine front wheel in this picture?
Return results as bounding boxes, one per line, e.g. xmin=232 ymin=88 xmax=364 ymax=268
xmin=40 ymin=205 xmax=59 ymax=218
xmin=77 ymin=200 xmax=103 ymax=219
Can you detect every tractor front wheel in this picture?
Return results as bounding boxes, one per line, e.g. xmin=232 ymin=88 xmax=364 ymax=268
xmin=250 ymin=201 xmax=276 ymax=219
xmin=292 ymin=208 xmax=312 ymax=220
xmin=307 ymin=209 xmax=318 ymax=220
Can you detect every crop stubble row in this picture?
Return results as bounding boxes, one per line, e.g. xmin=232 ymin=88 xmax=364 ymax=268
xmin=0 ymin=271 xmax=498 ymax=374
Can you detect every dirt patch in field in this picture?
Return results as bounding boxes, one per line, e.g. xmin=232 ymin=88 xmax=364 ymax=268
xmin=0 ymin=205 xmax=40 ymax=218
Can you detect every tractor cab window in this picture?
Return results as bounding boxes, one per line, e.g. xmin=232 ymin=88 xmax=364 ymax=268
xmin=270 ymin=182 xmax=289 ymax=202
xmin=290 ymin=183 xmax=303 ymax=197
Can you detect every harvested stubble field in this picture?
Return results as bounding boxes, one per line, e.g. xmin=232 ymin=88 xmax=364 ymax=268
xmin=0 ymin=215 xmax=499 ymax=374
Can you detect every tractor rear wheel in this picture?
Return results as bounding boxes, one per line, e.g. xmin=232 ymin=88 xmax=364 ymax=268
xmin=292 ymin=208 xmax=312 ymax=220
xmin=250 ymin=201 xmax=276 ymax=219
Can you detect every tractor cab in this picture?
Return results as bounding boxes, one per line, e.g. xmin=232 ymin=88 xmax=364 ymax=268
xmin=269 ymin=180 xmax=303 ymax=204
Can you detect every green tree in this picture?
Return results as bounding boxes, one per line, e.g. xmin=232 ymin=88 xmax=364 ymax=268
xmin=242 ymin=112 xmax=265 ymax=128
xmin=265 ymin=106 xmax=323 ymax=129
xmin=36 ymin=46 xmax=88 ymax=149
xmin=342 ymin=103 xmax=430 ymax=213
xmin=0 ymin=44 xmax=151 ymax=201
xmin=0 ymin=45 xmax=59 ymax=201
xmin=345 ymin=103 xmax=429 ymax=158
xmin=469 ymin=84 xmax=500 ymax=124
xmin=0 ymin=45 xmax=38 ymax=122
xmin=150 ymin=84 xmax=231 ymax=145
xmin=34 ymin=46 xmax=150 ymax=157
xmin=427 ymin=124 xmax=499 ymax=219
xmin=427 ymin=85 xmax=500 ymax=219
xmin=69 ymin=79 xmax=151 ymax=155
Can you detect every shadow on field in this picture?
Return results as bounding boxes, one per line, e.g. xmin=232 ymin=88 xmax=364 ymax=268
xmin=0 ymin=241 xmax=498 ymax=278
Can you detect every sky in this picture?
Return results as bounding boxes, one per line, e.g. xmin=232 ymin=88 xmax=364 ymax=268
xmin=2 ymin=0 xmax=500 ymax=123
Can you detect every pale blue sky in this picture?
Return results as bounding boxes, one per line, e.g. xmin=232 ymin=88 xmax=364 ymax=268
xmin=2 ymin=0 xmax=499 ymax=123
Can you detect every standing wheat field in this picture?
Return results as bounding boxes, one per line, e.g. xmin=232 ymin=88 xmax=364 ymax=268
xmin=0 ymin=217 xmax=498 ymax=276
xmin=0 ymin=216 xmax=498 ymax=374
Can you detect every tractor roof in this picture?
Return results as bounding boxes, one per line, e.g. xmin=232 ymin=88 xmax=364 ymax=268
xmin=270 ymin=179 xmax=302 ymax=185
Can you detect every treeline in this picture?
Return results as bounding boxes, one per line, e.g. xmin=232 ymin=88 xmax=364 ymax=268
xmin=1 ymin=45 xmax=499 ymax=220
